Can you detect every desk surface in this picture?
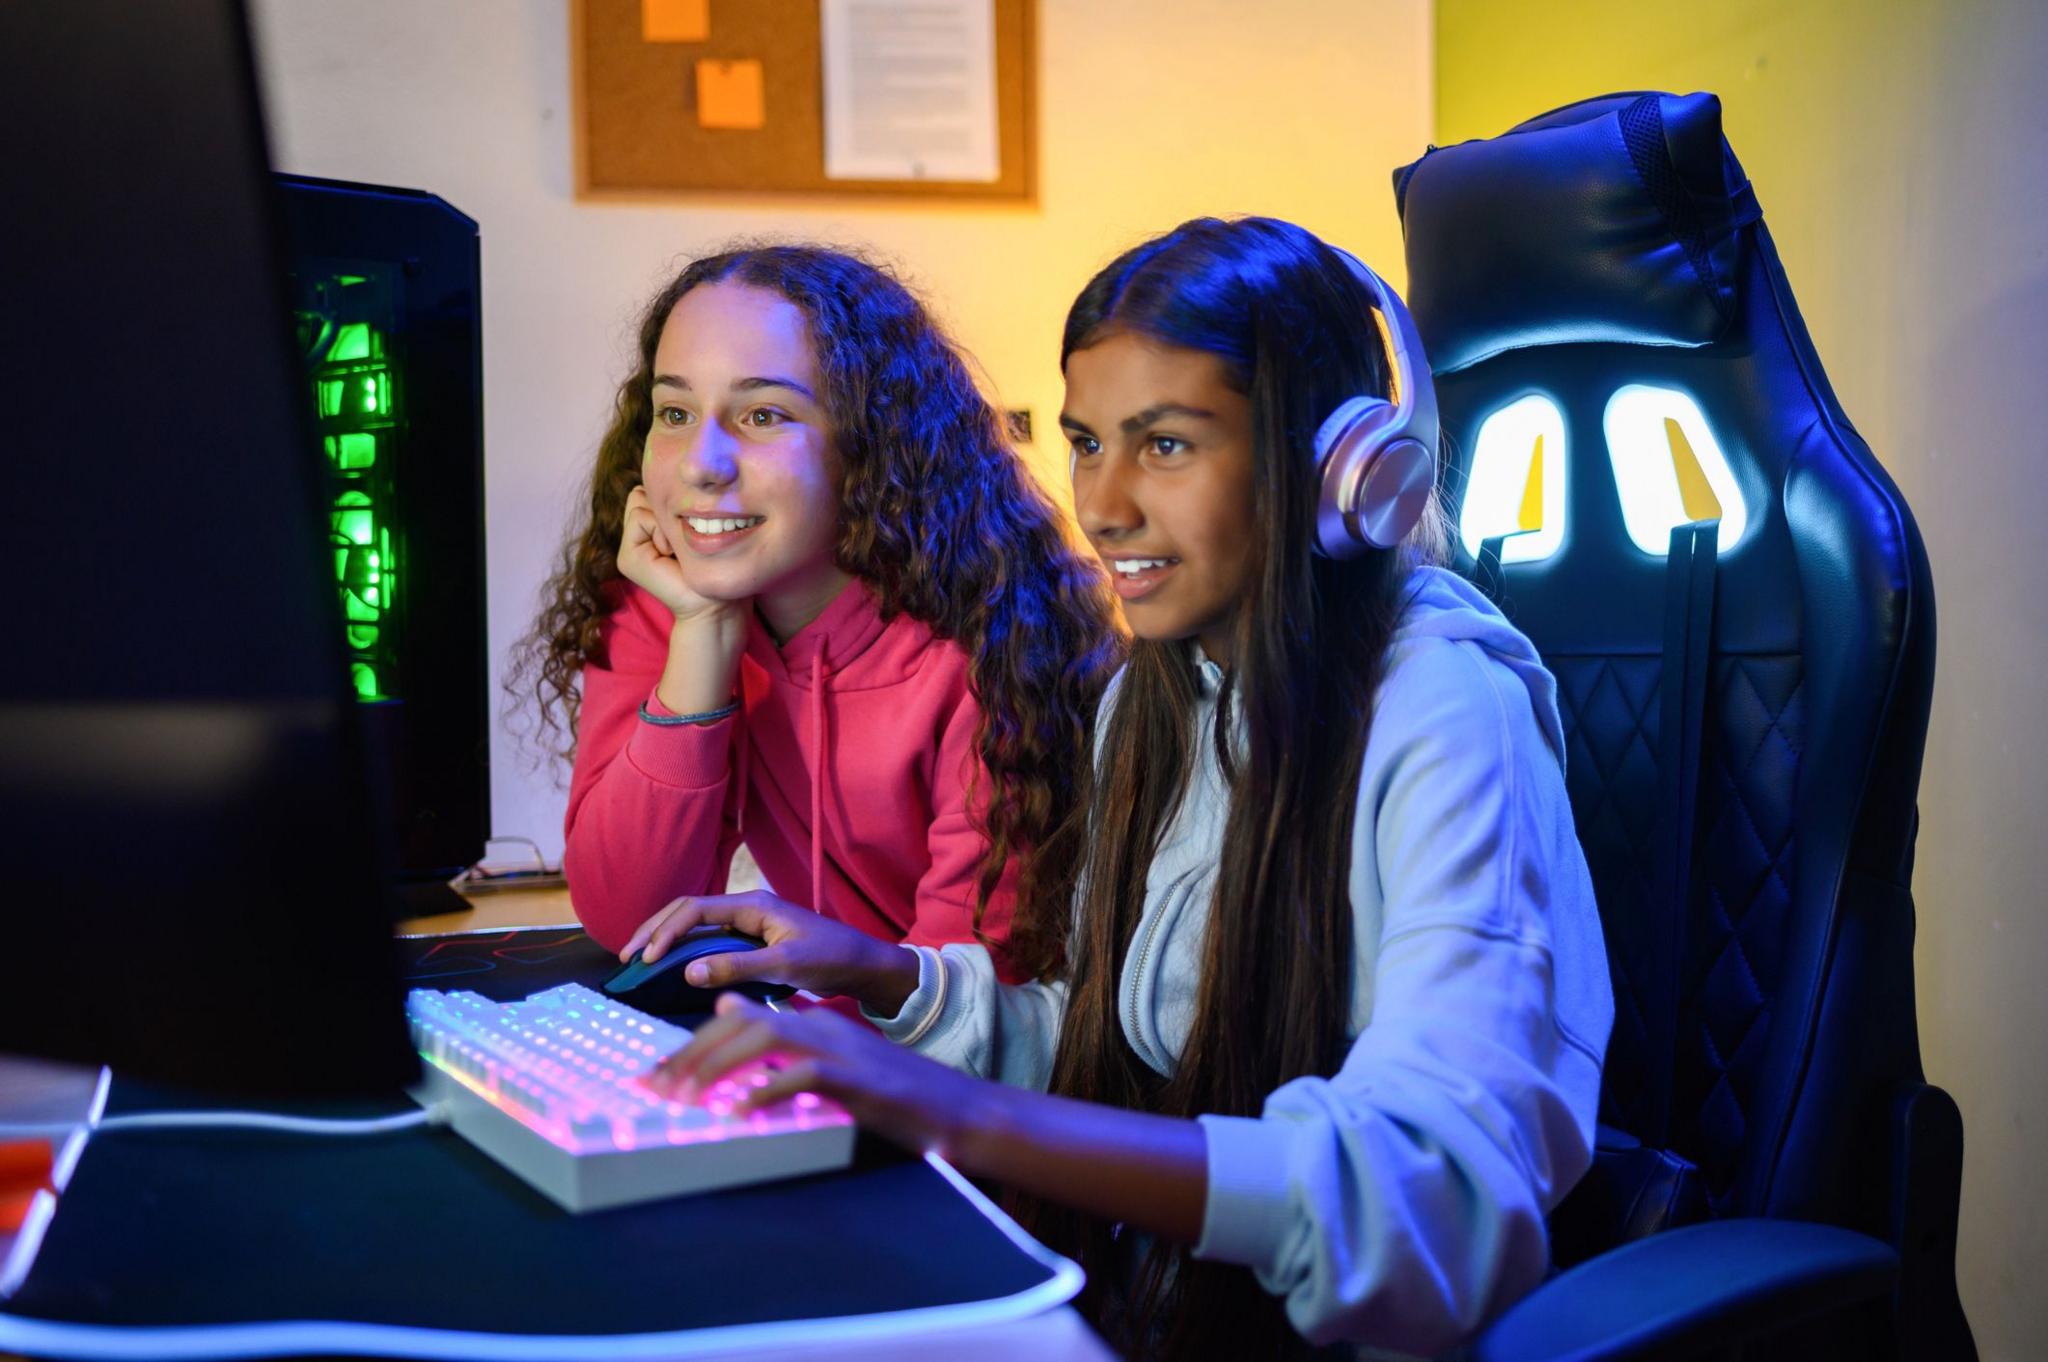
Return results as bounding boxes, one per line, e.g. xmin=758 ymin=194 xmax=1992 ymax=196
xmin=0 ymin=885 xmax=1111 ymax=1362
xmin=397 ymin=884 xmax=579 ymax=938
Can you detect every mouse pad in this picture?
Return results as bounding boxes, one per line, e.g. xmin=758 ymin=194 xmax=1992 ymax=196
xmin=395 ymin=925 xmax=623 ymax=1001
xmin=396 ymin=925 xmax=794 ymax=1022
xmin=0 ymin=1081 xmax=1079 ymax=1354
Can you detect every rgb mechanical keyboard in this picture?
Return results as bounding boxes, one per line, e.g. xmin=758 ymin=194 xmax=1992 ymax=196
xmin=405 ymin=983 xmax=854 ymax=1212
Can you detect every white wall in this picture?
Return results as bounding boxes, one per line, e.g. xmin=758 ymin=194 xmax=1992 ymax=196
xmin=248 ymin=0 xmax=1433 ymax=864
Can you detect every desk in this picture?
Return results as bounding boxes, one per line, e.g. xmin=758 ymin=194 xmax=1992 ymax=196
xmin=0 ymin=886 xmax=1111 ymax=1362
xmin=397 ymin=884 xmax=580 ymax=937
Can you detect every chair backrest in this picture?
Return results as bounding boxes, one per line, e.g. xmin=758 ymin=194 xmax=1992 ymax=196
xmin=1394 ymin=92 xmax=1935 ymax=1234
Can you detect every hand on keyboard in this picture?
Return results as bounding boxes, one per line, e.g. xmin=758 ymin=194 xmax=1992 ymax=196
xmin=648 ymin=992 xmax=989 ymax=1158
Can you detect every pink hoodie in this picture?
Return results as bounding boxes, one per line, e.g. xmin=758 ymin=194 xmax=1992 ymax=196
xmin=564 ymin=579 xmax=1023 ymax=982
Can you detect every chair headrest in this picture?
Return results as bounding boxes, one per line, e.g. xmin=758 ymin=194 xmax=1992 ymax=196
xmin=1394 ymin=91 xmax=1760 ymax=374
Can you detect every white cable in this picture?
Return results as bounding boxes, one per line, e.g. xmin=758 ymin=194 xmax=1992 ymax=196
xmin=0 ymin=1108 xmax=445 ymax=1139
xmin=96 ymin=1108 xmax=442 ymax=1136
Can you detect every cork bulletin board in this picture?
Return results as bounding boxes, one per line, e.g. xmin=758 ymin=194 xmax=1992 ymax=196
xmin=572 ymin=0 xmax=1037 ymax=201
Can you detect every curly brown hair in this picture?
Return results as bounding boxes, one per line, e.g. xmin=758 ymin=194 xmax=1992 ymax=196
xmin=507 ymin=243 xmax=1123 ymax=976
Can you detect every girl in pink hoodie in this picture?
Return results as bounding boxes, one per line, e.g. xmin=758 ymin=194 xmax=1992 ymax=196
xmin=512 ymin=245 xmax=1120 ymax=985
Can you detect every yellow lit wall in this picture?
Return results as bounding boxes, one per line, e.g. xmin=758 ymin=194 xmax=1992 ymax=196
xmin=1436 ymin=4 xmax=2048 ymax=1358
xmin=248 ymin=0 xmax=1432 ymax=862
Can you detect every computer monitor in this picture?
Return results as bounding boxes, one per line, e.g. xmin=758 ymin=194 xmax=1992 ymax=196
xmin=0 ymin=0 xmax=419 ymax=1096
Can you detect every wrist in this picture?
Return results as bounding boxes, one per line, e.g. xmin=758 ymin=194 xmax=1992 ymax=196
xmin=667 ymin=594 xmax=746 ymax=633
xmin=860 ymin=940 xmax=922 ymax=1018
xmin=657 ymin=611 xmax=744 ymax=714
xmin=938 ymin=1072 xmax=1020 ymax=1176
xmin=639 ymin=698 xmax=737 ymax=727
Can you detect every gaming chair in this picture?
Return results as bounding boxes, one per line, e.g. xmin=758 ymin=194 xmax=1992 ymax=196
xmin=1393 ymin=92 xmax=1975 ymax=1361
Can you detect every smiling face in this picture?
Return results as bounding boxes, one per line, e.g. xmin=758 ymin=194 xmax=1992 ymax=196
xmin=643 ymin=280 xmax=851 ymax=638
xmin=1061 ymin=330 xmax=1258 ymax=663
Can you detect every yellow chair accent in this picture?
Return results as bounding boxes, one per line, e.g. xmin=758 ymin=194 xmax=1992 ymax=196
xmin=1666 ymin=416 xmax=1723 ymax=522
xmin=1517 ymin=434 xmax=1546 ymax=532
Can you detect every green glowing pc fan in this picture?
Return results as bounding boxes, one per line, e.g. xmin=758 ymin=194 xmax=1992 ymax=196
xmin=297 ymin=271 xmax=401 ymax=702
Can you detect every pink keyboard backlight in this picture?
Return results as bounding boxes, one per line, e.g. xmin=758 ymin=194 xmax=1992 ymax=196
xmin=424 ymin=1051 xmax=850 ymax=1155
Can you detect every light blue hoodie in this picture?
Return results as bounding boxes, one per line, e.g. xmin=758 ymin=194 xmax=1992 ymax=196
xmin=866 ymin=566 xmax=1612 ymax=1357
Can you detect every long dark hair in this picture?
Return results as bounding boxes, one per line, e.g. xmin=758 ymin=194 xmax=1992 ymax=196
xmin=508 ymin=244 xmax=1122 ymax=974
xmin=1016 ymin=218 xmax=1446 ymax=1358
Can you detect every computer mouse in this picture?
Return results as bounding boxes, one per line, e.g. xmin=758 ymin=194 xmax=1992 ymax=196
xmin=601 ymin=925 xmax=794 ymax=1018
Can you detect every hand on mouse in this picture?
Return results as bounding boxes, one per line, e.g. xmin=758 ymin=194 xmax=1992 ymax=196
xmin=619 ymin=890 xmax=920 ymax=1016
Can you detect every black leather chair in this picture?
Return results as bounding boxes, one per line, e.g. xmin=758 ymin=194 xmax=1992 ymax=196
xmin=1392 ymin=92 xmax=1975 ymax=1361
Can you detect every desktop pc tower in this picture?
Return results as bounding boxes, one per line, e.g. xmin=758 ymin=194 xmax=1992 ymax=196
xmin=276 ymin=175 xmax=491 ymax=911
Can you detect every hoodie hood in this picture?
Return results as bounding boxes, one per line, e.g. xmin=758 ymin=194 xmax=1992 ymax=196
xmin=1394 ymin=565 xmax=1567 ymax=768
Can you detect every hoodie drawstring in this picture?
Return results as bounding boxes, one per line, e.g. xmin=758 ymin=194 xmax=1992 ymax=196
xmin=809 ymin=641 xmax=831 ymax=913
xmin=733 ymin=683 xmax=751 ymax=840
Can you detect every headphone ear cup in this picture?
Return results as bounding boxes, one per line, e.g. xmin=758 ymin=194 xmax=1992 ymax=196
xmin=1314 ymin=395 xmax=1435 ymax=554
xmin=1354 ymin=437 xmax=1434 ymax=549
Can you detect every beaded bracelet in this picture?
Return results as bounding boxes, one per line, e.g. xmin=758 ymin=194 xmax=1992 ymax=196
xmin=637 ymin=698 xmax=739 ymax=727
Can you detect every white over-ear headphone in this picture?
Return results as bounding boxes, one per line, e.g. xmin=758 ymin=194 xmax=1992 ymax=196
xmin=1313 ymin=251 xmax=1439 ymax=557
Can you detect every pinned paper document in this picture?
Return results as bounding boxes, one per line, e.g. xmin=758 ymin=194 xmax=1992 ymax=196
xmin=821 ymin=0 xmax=998 ymax=181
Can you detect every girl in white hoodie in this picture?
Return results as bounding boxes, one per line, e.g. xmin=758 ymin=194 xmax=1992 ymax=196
xmin=644 ymin=217 xmax=1613 ymax=1360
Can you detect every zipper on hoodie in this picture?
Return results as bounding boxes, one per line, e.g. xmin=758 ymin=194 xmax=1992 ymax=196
xmin=1123 ymin=867 xmax=1196 ymax=1075
xmin=1124 ymin=653 xmax=1226 ymax=1075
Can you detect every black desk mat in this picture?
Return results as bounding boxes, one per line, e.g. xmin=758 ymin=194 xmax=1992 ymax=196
xmin=0 ymin=930 xmax=1080 ymax=1356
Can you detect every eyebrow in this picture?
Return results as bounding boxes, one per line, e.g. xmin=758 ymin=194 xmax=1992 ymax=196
xmin=651 ymin=373 xmax=818 ymax=401
xmin=1058 ymin=403 xmax=1219 ymax=437
xmin=1122 ymin=403 xmax=1217 ymax=432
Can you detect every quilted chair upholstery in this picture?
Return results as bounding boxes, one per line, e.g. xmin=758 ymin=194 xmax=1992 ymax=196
xmin=1393 ymin=93 xmax=1975 ymax=1361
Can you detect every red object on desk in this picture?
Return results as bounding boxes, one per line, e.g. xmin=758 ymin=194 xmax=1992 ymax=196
xmin=0 ymin=1139 xmax=53 ymax=1231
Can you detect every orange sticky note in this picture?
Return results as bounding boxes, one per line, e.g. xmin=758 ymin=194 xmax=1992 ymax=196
xmin=697 ymin=59 xmax=765 ymax=130
xmin=643 ymin=0 xmax=709 ymax=43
